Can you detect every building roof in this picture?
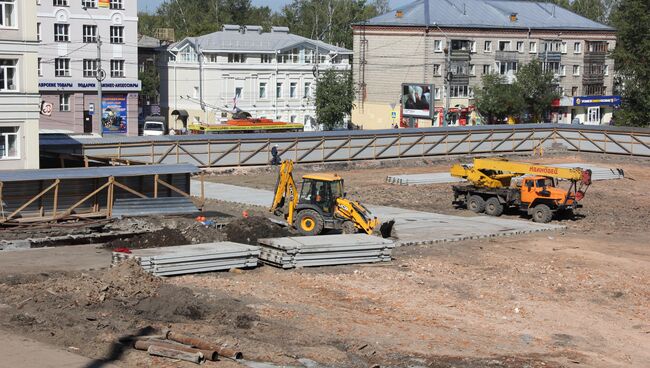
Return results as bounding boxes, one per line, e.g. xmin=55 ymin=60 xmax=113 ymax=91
xmin=362 ymin=0 xmax=614 ymax=31
xmin=170 ymin=25 xmax=352 ymax=54
xmin=138 ymin=34 xmax=164 ymax=49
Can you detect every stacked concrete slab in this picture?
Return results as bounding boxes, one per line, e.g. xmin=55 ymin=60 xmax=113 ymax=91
xmin=258 ymin=234 xmax=395 ymax=269
xmin=112 ymin=242 xmax=260 ymax=276
xmin=386 ymin=173 xmax=466 ymax=185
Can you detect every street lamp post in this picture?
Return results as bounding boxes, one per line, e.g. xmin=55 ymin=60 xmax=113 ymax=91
xmin=83 ymin=6 xmax=105 ymax=137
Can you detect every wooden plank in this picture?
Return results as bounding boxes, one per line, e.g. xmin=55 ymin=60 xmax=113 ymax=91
xmin=3 ymin=179 xmax=60 ymax=222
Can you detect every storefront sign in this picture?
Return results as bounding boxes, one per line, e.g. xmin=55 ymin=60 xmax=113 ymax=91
xmin=102 ymin=95 xmax=128 ymax=134
xmin=38 ymin=80 xmax=141 ymax=92
xmin=573 ymin=95 xmax=621 ymax=107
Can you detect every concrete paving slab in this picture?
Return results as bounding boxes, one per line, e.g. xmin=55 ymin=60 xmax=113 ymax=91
xmin=193 ymin=180 xmax=563 ymax=246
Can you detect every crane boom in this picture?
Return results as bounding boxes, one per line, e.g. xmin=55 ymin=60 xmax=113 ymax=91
xmin=451 ymin=158 xmax=590 ymax=189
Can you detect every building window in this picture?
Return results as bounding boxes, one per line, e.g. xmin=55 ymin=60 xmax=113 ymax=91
xmin=276 ymin=82 xmax=283 ymax=98
xmin=205 ymin=53 xmax=217 ymax=63
xmin=289 ymin=82 xmax=297 ymax=98
xmin=109 ymin=0 xmax=123 ymax=10
xmin=110 ymin=26 xmax=124 ymax=44
xmin=543 ymin=61 xmax=560 ymax=74
xmin=573 ymin=65 xmax=580 ymax=76
xmin=193 ymin=86 xmax=198 ymax=98
xmin=571 ymin=86 xmax=578 ymax=96
xmin=434 ymin=40 xmax=442 ymax=52
xmin=83 ymin=59 xmax=97 ymax=77
xmin=469 ymin=64 xmax=475 ymax=76
xmin=54 ymin=58 xmax=70 ymax=77
xmin=59 ymin=93 xmax=71 ymax=112
xmin=234 ymin=87 xmax=243 ymax=100
xmin=82 ymin=0 xmax=96 ymax=8
xmin=496 ymin=61 xmax=517 ymax=75
xmin=483 ymin=64 xmax=491 ymax=74
xmin=37 ymin=23 xmax=41 ymax=41
xmin=290 ymin=115 xmax=296 ymax=123
xmin=560 ymin=65 xmax=566 ymax=76
xmin=498 ymin=41 xmax=510 ymax=51
xmin=259 ymin=82 xmax=267 ymax=99
xmin=484 ymin=41 xmax=492 ymax=52
xmin=516 ymin=41 xmax=524 ymax=52
xmin=561 ymin=42 xmax=567 ymax=54
xmin=228 ymin=53 xmax=246 ymax=63
xmin=0 ymin=59 xmax=17 ymax=91
xmin=529 ymin=42 xmax=537 ymax=53
xmin=470 ymin=41 xmax=476 ymax=53
xmin=54 ymin=23 xmax=69 ymax=42
xmin=110 ymin=60 xmax=124 ymax=77
xmin=433 ymin=64 xmax=441 ymax=76
xmin=303 ymin=82 xmax=311 ymax=98
xmin=38 ymin=58 xmax=42 ymax=77
xmin=450 ymin=85 xmax=470 ymax=98
xmin=434 ymin=87 xmax=441 ymax=100
xmin=261 ymin=54 xmax=272 ymax=63
xmin=574 ymin=42 xmax=581 ymax=54
xmin=0 ymin=0 xmax=16 ymax=28
xmin=53 ymin=0 xmax=68 ymax=5
xmin=83 ymin=25 xmax=97 ymax=43
xmin=604 ymin=65 xmax=609 ymax=76
xmin=0 ymin=126 xmax=19 ymax=159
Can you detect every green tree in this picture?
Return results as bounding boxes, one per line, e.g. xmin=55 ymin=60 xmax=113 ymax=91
xmin=475 ymin=73 xmax=525 ymax=124
xmin=139 ymin=67 xmax=160 ymax=105
xmin=315 ymin=69 xmax=355 ymax=130
xmin=572 ymin=0 xmax=606 ymax=23
xmin=611 ymin=0 xmax=650 ymax=127
xmin=514 ymin=61 xmax=560 ymax=123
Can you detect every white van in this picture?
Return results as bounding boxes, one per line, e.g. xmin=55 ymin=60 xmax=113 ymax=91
xmin=142 ymin=116 xmax=167 ymax=136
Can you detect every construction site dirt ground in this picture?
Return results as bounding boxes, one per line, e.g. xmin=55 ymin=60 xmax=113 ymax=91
xmin=0 ymin=152 xmax=649 ymax=368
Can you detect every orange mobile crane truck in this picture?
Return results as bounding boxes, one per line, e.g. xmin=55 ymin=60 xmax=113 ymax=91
xmin=450 ymin=158 xmax=592 ymax=223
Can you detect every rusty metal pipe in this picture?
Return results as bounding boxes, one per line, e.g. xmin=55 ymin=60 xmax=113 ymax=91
xmin=147 ymin=345 xmax=202 ymax=364
xmin=134 ymin=340 xmax=218 ymax=361
xmin=166 ymin=331 xmax=243 ymax=360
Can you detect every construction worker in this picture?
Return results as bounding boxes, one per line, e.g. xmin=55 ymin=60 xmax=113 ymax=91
xmin=271 ymin=144 xmax=281 ymax=165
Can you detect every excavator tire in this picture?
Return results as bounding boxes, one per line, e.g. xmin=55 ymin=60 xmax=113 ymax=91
xmin=341 ymin=221 xmax=358 ymax=234
xmin=485 ymin=197 xmax=504 ymax=217
xmin=295 ymin=209 xmax=324 ymax=236
xmin=532 ymin=204 xmax=553 ymax=223
xmin=468 ymin=195 xmax=486 ymax=213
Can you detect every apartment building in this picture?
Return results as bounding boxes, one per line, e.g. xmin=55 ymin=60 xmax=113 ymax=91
xmin=160 ymin=25 xmax=352 ymax=131
xmin=0 ymin=0 xmax=40 ymax=169
xmin=37 ymin=0 xmax=140 ymax=135
xmin=352 ymin=0 xmax=617 ymax=129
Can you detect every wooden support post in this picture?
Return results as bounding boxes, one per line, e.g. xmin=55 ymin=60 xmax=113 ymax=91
xmin=200 ymin=171 xmax=205 ymax=204
xmin=154 ymin=174 xmax=159 ymax=198
xmin=157 ymin=177 xmax=191 ymax=197
xmin=84 ymin=156 xmax=89 ymax=167
xmin=113 ymin=180 xmax=148 ymax=199
xmin=4 ymin=179 xmax=60 ymax=222
xmin=52 ymin=180 xmax=59 ymax=217
xmin=0 ymin=181 xmax=4 ymax=220
xmin=107 ymin=177 xmax=115 ymax=218
xmin=56 ymin=181 xmax=111 ymax=220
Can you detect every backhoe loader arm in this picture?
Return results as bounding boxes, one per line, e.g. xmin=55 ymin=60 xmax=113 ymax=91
xmin=270 ymin=160 xmax=299 ymax=221
xmin=334 ymin=198 xmax=380 ymax=235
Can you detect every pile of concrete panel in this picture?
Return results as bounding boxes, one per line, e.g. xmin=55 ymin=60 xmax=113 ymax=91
xmin=386 ymin=173 xmax=466 ymax=185
xmin=551 ymin=163 xmax=625 ymax=181
xmin=257 ymin=234 xmax=395 ymax=269
xmin=112 ymin=242 xmax=260 ymax=276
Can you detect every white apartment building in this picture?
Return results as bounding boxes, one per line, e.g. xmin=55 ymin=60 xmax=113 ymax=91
xmin=0 ymin=0 xmax=40 ymax=169
xmin=160 ymin=25 xmax=352 ymax=131
xmin=37 ymin=0 xmax=140 ymax=136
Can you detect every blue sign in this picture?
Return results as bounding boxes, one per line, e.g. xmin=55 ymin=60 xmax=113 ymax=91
xmin=391 ymin=111 xmax=397 ymax=119
xmin=573 ymin=95 xmax=621 ymax=107
xmin=102 ymin=95 xmax=128 ymax=134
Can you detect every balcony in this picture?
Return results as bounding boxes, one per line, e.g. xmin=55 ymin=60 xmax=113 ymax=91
xmin=450 ymin=49 xmax=470 ymax=60
xmin=538 ymin=52 xmax=561 ymax=62
xmin=584 ymin=53 xmax=606 ymax=64
xmin=450 ymin=75 xmax=470 ymax=85
xmin=582 ymin=74 xmax=605 ymax=84
xmin=495 ymin=50 xmax=518 ymax=62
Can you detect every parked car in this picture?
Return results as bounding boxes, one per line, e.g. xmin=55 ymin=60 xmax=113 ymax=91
xmin=142 ymin=116 xmax=167 ymax=136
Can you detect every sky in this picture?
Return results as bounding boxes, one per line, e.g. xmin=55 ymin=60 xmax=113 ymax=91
xmin=138 ymin=0 xmax=414 ymax=14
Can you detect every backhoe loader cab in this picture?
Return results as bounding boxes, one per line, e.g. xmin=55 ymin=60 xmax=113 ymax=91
xmin=270 ymin=160 xmax=391 ymax=237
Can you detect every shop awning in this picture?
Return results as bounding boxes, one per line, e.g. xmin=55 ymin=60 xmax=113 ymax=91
xmin=171 ymin=110 xmax=189 ymax=119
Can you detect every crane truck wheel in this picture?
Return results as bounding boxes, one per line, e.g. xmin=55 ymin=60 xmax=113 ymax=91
xmin=468 ymin=195 xmax=486 ymax=213
xmin=532 ymin=204 xmax=553 ymax=223
xmin=485 ymin=197 xmax=504 ymax=217
xmin=295 ymin=209 xmax=324 ymax=236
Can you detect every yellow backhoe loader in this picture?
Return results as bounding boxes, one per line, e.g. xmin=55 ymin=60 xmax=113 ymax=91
xmin=270 ymin=160 xmax=393 ymax=237
xmin=450 ymin=158 xmax=592 ymax=223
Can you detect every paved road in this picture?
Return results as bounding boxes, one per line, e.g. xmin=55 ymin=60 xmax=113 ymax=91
xmin=0 ymin=329 xmax=120 ymax=368
xmin=0 ymin=244 xmax=113 ymax=276
xmin=192 ymin=180 xmax=563 ymax=246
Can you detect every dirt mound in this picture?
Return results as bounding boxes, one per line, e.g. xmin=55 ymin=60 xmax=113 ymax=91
xmin=135 ymin=284 xmax=209 ymax=322
xmin=225 ymin=216 xmax=292 ymax=245
xmin=104 ymin=228 xmax=189 ymax=250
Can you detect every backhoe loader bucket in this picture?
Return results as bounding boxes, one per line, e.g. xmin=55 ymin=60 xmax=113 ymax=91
xmin=378 ymin=220 xmax=395 ymax=239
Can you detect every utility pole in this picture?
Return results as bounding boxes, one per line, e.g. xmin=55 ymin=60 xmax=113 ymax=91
xmin=96 ymin=35 xmax=104 ymax=137
xmin=444 ymin=45 xmax=451 ymax=127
